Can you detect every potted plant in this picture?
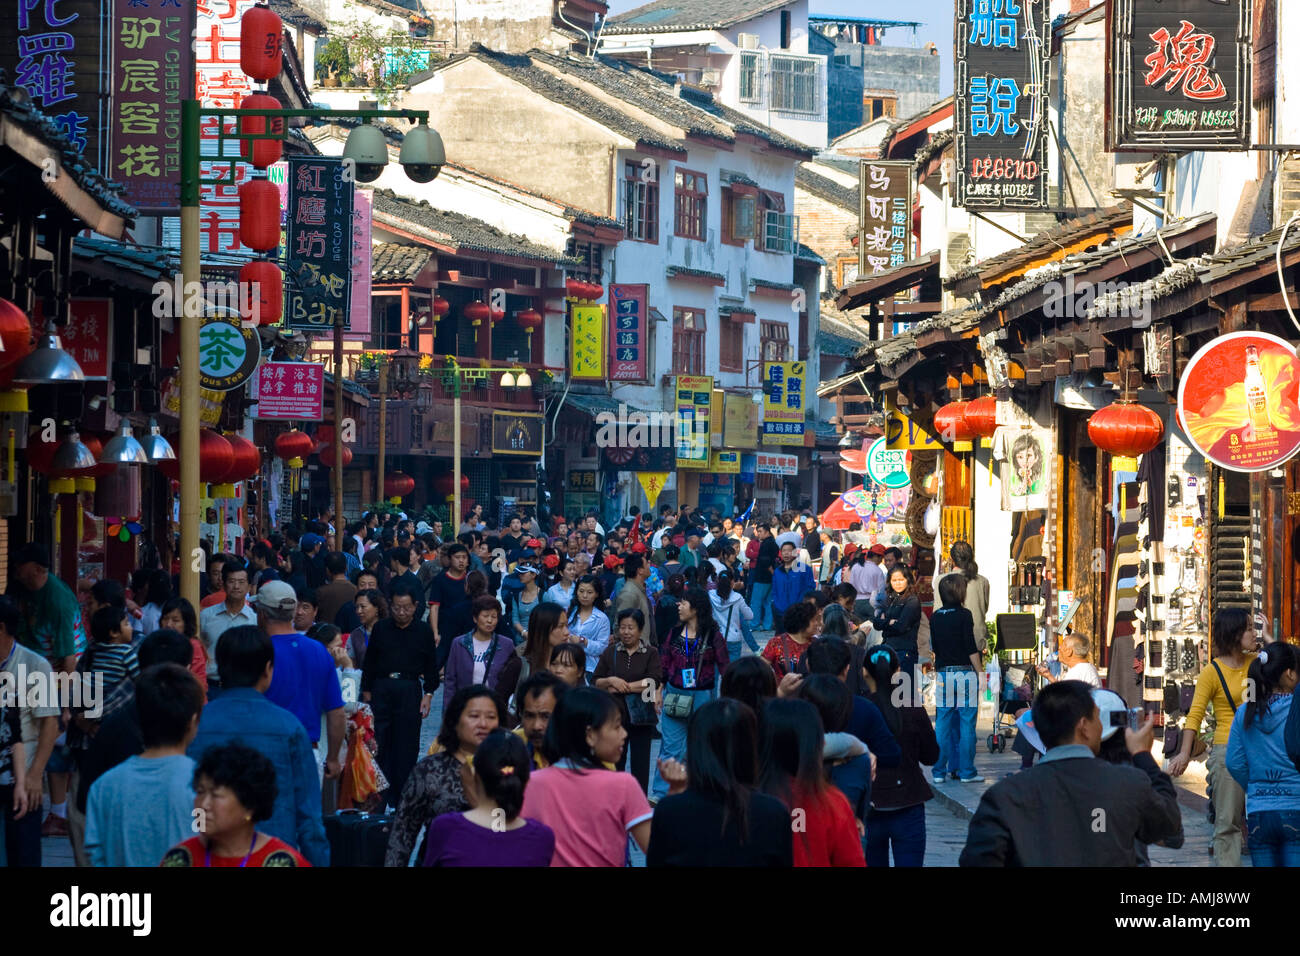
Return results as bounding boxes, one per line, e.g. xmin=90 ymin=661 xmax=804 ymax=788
xmin=316 ymin=36 xmax=350 ymax=88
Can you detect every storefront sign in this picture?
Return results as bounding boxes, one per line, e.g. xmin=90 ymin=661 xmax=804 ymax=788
xmin=884 ymin=400 xmax=940 ymax=451
xmin=609 ymin=284 xmax=647 ymax=381
xmin=163 ymin=373 xmax=224 ymax=426
xmin=857 ymin=160 xmax=914 ymax=275
xmin=350 ymin=190 xmax=372 ymax=337
xmin=567 ymin=470 xmax=597 ymax=491
xmin=195 ymin=0 xmax=260 ymax=253
xmin=710 ymin=450 xmax=741 ymax=474
xmin=0 ymin=0 xmax=108 ymax=171
xmin=755 ymin=452 xmax=798 ymax=476
xmin=198 ymin=314 xmax=260 ymax=391
xmin=697 ymin=472 xmax=735 ymax=514
xmin=1108 ymin=0 xmax=1251 ymax=151
xmin=1178 ymin=330 xmax=1300 ymax=473
xmin=570 ymin=305 xmax=605 ymax=379
xmin=723 ymin=392 xmax=759 ymax=448
xmin=107 ymin=0 xmax=194 ymax=211
xmin=637 ymin=471 xmax=669 ymax=509
xmin=865 ymin=437 xmax=909 ymax=489
xmin=762 ymin=361 xmax=806 ymax=446
xmin=675 ymin=375 xmax=713 ymax=469
xmin=954 ymin=0 xmax=1050 ymax=208
xmin=491 ymin=411 xmax=543 ymax=457
xmin=285 ymin=157 xmax=354 ymax=331
xmin=253 ymin=361 xmax=324 ymax=420
xmin=601 ymin=444 xmax=675 ymax=472
xmin=33 ymin=298 xmax=109 ymax=379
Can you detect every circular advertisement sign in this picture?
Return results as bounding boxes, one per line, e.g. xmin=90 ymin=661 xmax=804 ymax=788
xmin=865 ymin=437 xmax=910 ymax=488
xmin=198 ymin=314 xmax=261 ymax=392
xmin=1177 ymin=330 xmax=1300 ymax=473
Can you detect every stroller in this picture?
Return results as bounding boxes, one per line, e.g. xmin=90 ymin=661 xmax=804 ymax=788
xmin=988 ymin=613 xmax=1039 ymax=753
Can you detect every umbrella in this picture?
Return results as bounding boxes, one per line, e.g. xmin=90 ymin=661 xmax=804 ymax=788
xmin=838 ymin=449 xmax=868 ymax=475
xmin=820 ymin=484 xmax=892 ymax=530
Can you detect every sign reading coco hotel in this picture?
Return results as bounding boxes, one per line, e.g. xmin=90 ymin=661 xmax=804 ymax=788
xmin=1108 ymin=0 xmax=1251 ymax=151
xmin=954 ymin=0 xmax=1050 ymax=208
xmin=1178 ymin=331 xmax=1300 ymax=473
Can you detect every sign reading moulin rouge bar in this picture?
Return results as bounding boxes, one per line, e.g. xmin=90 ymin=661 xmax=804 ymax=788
xmin=954 ymin=0 xmax=1050 ymax=208
xmin=286 ymin=157 xmax=354 ymax=331
xmin=1108 ymin=0 xmax=1251 ymax=151
xmin=857 ymin=161 xmax=914 ymax=275
xmin=1178 ymin=331 xmax=1300 ymax=473
xmin=609 ymin=284 xmax=648 ymax=381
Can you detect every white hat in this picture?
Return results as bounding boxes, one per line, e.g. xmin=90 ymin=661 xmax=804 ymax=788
xmin=1091 ymin=688 xmax=1130 ymax=742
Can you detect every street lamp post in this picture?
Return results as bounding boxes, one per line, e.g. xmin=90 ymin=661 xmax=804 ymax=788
xmin=178 ymin=101 xmax=439 ymax=606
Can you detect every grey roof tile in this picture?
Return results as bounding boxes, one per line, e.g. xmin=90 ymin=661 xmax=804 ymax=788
xmin=371 ymin=242 xmax=435 ymax=281
xmin=796 ymin=164 xmax=859 ymax=211
xmin=605 ymin=0 xmax=792 ymax=34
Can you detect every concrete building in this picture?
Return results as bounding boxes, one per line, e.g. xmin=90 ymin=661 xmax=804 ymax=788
xmin=597 ymin=0 xmax=829 ymax=149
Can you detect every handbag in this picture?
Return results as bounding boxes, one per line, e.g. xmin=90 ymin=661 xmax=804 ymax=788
xmin=663 ymin=625 xmax=710 ymax=718
xmin=612 ymin=646 xmax=659 ymax=726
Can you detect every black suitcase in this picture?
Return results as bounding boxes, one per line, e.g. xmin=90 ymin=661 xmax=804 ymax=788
xmin=324 ymin=810 xmax=393 ymax=867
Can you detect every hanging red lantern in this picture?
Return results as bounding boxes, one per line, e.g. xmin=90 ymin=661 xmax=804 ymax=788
xmin=318 ymin=442 xmax=352 ymax=468
xmin=932 ymin=401 xmax=974 ymax=445
xmin=489 ymin=305 xmax=505 ymax=324
xmin=239 ymin=178 xmax=281 ymax=252
xmin=565 ymin=278 xmax=583 ymax=300
xmin=199 ymin=429 xmax=237 ymax=484
xmin=433 ymin=472 xmax=469 ymax=500
xmin=384 ymin=471 xmax=416 ymax=498
xmin=238 ymin=93 xmax=284 ymax=169
xmin=224 ymin=433 xmax=262 ymax=482
xmin=464 ymin=301 xmax=490 ymax=327
xmin=516 ymin=308 xmax=542 ymax=332
xmin=431 ymin=295 xmax=449 ymax=318
xmin=0 ymin=298 xmax=33 ymax=371
xmin=273 ymin=429 xmax=315 ymax=463
xmin=313 ymin=424 xmax=335 ymax=452
xmin=240 ymin=259 xmax=283 ymax=326
xmin=963 ymin=396 xmax=998 ymax=439
xmin=26 ymin=429 xmax=58 ymax=475
xmin=240 ymin=3 xmax=283 ymax=81
xmin=585 ymin=282 xmax=604 ymax=301
xmin=1087 ymin=401 xmax=1164 ymax=468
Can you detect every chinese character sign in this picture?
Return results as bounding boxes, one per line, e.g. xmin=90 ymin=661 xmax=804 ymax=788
xmin=754 ymin=453 xmax=798 ymax=476
xmin=762 ymin=361 xmax=805 ymax=446
xmin=0 ymin=0 xmax=109 ymax=168
xmin=32 ymin=298 xmax=109 ymax=378
xmin=954 ymin=0 xmax=1050 ymax=208
xmin=253 ymin=361 xmax=325 ymax=421
xmin=285 ymin=157 xmax=355 ymax=331
xmin=857 ymin=160 xmax=914 ymax=275
xmin=675 ymin=375 xmax=713 ymax=469
xmin=609 ymin=284 xmax=648 ymax=381
xmin=109 ymin=0 xmax=194 ymax=211
xmin=350 ymin=190 xmax=373 ymax=337
xmin=570 ymin=305 xmax=605 ymax=380
xmin=1108 ymin=0 xmax=1250 ymax=151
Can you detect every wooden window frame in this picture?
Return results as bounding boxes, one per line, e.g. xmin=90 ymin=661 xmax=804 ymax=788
xmin=760 ymin=320 xmax=791 ymax=362
xmin=719 ymin=318 xmax=743 ymax=372
xmin=721 ymin=182 xmax=758 ymax=247
xmin=673 ymin=167 xmax=708 ymax=241
xmin=623 ymin=159 xmax=659 ymax=243
xmin=672 ymin=306 xmax=707 ymax=375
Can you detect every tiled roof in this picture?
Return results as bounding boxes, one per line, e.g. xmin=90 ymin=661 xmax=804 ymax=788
xmin=818 ymin=310 xmax=871 ymax=357
xmin=565 ymin=206 xmax=624 ymax=231
xmin=795 ymin=242 xmax=826 ymax=265
xmin=605 ymin=0 xmax=791 ymax=34
xmin=371 ymin=242 xmax=434 ymax=281
xmin=370 ymin=188 xmax=579 ymax=265
xmin=751 ymin=277 xmax=797 ymax=292
xmin=0 ymin=79 xmax=136 ymax=224
xmin=796 ymin=163 xmax=859 ymax=211
xmin=914 ymin=129 xmax=954 ymax=172
xmin=666 ymin=265 xmax=726 ymax=283
xmin=835 ymin=251 xmax=940 ymax=311
xmin=270 ymin=0 xmax=326 ymax=31
xmin=563 ymin=391 xmax=649 ymax=418
xmin=951 ymin=204 xmax=1133 ymax=285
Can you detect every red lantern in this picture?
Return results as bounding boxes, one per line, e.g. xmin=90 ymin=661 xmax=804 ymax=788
xmin=384 ymin=471 xmax=416 ymax=498
xmin=464 ymin=301 xmax=490 ymax=326
xmin=489 ymin=305 xmax=505 ymax=324
xmin=1087 ymin=401 xmax=1164 ymax=466
xmin=224 ymin=433 xmax=262 ymax=482
xmin=585 ymin=282 xmax=604 ymax=301
xmin=0 ymin=298 xmax=33 ymax=371
xmin=565 ymin=278 xmax=583 ymax=299
xmin=239 ymin=178 xmax=281 ymax=252
xmin=313 ymin=425 xmax=335 ymax=452
xmin=26 ymin=429 xmax=58 ymax=475
xmin=932 ymin=401 xmax=974 ymax=444
xmin=963 ymin=396 xmax=998 ymax=439
xmin=431 ymin=296 xmax=449 ymax=318
xmin=238 ymin=93 xmax=284 ymax=169
xmin=240 ymin=259 xmax=283 ymax=326
xmin=200 ymin=429 xmax=237 ymax=484
xmin=318 ymin=443 xmax=352 ymax=468
xmin=273 ymin=429 xmax=314 ymax=462
xmin=240 ymin=3 xmax=283 ymax=81
xmin=516 ymin=308 xmax=542 ymax=332
xmin=433 ymin=472 xmax=469 ymax=500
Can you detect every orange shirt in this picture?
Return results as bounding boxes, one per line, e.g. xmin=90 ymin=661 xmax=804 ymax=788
xmin=200 ymin=590 xmax=226 ymax=609
xmin=162 ymin=835 xmax=310 ymax=867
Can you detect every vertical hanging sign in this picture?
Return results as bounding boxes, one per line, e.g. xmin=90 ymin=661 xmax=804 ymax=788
xmin=570 ymin=304 xmax=605 ymax=379
xmin=285 ymin=157 xmax=354 ymax=331
xmin=674 ymin=375 xmax=713 ymax=469
xmin=954 ymin=0 xmax=1050 ymax=208
xmin=1107 ymin=0 xmax=1251 ymax=151
xmin=857 ymin=160 xmax=914 ymax=275
xmin=609 ymin=284 xmax=648 ymax=381
xmin=762 ymin=361 xmax=806 ymax=446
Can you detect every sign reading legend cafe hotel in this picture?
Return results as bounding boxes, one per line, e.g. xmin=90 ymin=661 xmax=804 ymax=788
xmin=954 ymin=0 xmax=1050 ymax=208
xmin=1108 ymin=0 xmax=1251 ymax=151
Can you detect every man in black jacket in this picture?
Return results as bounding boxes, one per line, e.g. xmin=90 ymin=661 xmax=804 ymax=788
xmin=960 ymin=680 xmax=1182 ymax=866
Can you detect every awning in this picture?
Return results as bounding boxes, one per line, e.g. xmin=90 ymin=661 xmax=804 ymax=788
xmin=562 ymin=392 xmax=652 ymax=420
xmin=835 ymin=250 xmax=940 ymax=311
xmin=817 ymin=368 xmax=872 ymax=399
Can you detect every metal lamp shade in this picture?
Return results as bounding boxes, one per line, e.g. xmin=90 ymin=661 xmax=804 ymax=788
xmin=13 ymin=328 xmax=84 ymax=384
xmin=100 ymin=422 xmax=149 ymax=464
xmin=51 ymin=432 xmax=97 ymax=472
xmin=143 ymin=418 xmax=176 ymax=462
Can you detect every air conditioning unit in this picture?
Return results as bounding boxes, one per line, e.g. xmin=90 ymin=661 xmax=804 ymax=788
xmin=737 ymin=32 xmax=759 ymax=49
xmin=700 ymin=68 xmax=720 ymax=88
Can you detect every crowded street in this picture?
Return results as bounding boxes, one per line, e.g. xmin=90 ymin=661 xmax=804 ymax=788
xmin=0 ymin=0 xmax=1298 ymax=931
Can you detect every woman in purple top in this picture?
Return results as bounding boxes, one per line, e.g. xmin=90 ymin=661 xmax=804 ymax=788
xmin=424 ymin=730 xmax=555 ymax=867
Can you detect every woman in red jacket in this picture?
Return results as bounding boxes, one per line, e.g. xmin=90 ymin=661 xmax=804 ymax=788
xmin=758 ymin=698 xmax=865 ymax=867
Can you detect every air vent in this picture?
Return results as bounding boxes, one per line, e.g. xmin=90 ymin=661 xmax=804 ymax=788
xmin=738 ymin=32 xmax=759 ymax=49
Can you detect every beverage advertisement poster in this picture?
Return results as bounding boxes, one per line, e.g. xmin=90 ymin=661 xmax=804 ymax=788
xmin=1177 ymin=331 xmax=1300 ymax=473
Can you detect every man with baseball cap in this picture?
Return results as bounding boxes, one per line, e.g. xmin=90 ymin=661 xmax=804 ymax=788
xmin=960 ymin=681 xmax=1181 ymax=866
xmin=255 ymin=581 xmax=345 ymax=782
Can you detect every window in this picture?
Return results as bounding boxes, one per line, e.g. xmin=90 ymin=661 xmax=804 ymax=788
xmin=867 ymin=95 xmax=898 ymax=121
xmin=759 ymin=190 xmax=797 ymax=253
xmin=672 ymin=307 xmax=706 ymax=374
xmin=721 ymin=185 xmax=757 ymax=246
xmin=719 ymin=319 xmax=743 ymax=372
xmin=738 ymin=51 xmax=760 ymax=102
xmin=674 ymin=168 xmax=708 ymax=240
xmin=760 ymin=321 xmax=791 ymax=362
xmin=623 ymin=159 xmax=658 ymax=242
xmin=780 ymin=10 xmax=791 ymax=49
xmin=770 ymin=55 xmax=819 ymax=113
xmin=565 ymin=238 xmax=604 ymax=283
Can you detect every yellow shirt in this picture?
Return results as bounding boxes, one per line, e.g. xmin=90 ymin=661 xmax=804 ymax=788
xmin=1186 ymin=653 xmax=1257 ymax=747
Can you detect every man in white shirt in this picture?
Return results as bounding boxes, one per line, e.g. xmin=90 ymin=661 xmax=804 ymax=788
xmin=198 ymin=559 xmax=258 ymax=690
xmin=1037 ymin=633 xmax=1102 ymax=688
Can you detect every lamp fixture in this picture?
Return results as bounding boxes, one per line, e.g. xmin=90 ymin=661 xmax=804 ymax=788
xmin=51 ymin=430 xmax=96 ymax=471
xmin=14 ymin=322 xmax=84 ymax=384
xmin=100 ymin=421 xmax=149 ymax=464
xmin=516 ymin=370 xmax=532 ymax=389
xmin=500 ymin=370 xmax=516 ymax=389
xmin=142 ymin=417 xmax=176 ymax=462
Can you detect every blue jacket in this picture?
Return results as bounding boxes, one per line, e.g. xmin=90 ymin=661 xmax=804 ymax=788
xmin=189 ymin=687 xmax=330 ymax=867
xmin=1226 ymin=694 xmax=1300 ymax=815
xmin=771 ymin=561 xmax=816 ymax=616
